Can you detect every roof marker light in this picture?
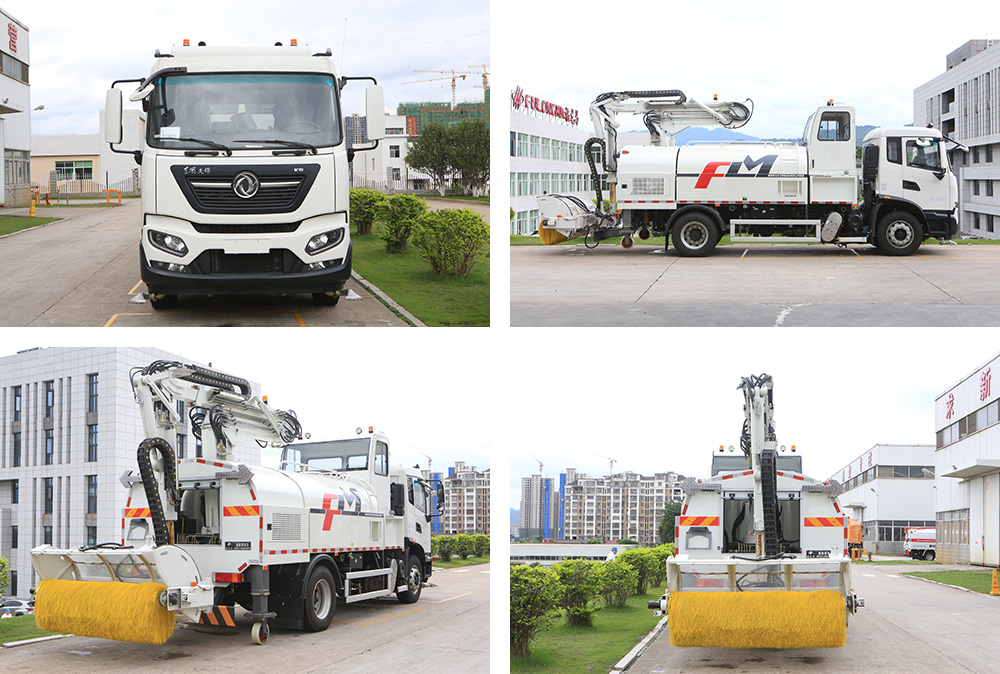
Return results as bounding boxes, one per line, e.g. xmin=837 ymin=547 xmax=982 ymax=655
xmin=291 ymin=39 xmax=298 ymax=46
xmin=183 ymin=39 xmax=190 ymax=47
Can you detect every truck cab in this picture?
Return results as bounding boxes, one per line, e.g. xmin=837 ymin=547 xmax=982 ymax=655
xmin=105 ymin=42 xmax=385 ymax=309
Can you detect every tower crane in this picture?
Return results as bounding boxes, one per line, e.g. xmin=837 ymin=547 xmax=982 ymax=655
xmin=531 ymin=456 xmax=544 ymax=476
xmin=593 ymin=453 xmax=617 ymax=476
xmin=466 ymin=64 xmax=490 ymax=90
xmin=404 ymin=69 xmax=476 ymax=110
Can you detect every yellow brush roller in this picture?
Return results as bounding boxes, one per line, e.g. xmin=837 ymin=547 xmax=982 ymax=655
xmin=538 ymin=226 xmax=571 ymax=245
xmin=35 ymin=579 xmax=175 ymax=645
xmin=668 ymin=590 xmax=846 ymax=649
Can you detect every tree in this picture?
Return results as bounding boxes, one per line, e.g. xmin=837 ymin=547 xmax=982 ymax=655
xmin=598 ymin=560 xmax=638 ymax=608
xmin=510 ymin=565 xmax=559 ymax=657
xmin=658 ymin=499 xmax=685 ymax=544
xmin=452 ymin=533 xmax=475 ymax=559
xmin=411 ymin=208 xmax=489 ymax=276
xmin=432 ymin=535 xmax=453 ymax=562
xmin=406 ymin=122 xmax=453 ymax=196
xmin=552 ymin=559 xmax=602 ymax=626
xmin=473 ymin=534 xmax=490 ymax=557
xmin=349 ymin=188 xmax=388 ymax=236
xmin=0 ymin=557 xmax=9 ymax=598
xmin=616 ymin=548 xmax=658 ymax=595
xmin=449 ymin=119 xmax=490 ymax=197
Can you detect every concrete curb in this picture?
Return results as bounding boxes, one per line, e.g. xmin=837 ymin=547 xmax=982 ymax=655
xmin=351 ymin=271 xmax=426 ymax=327
xmin=2 ymin=633 xmax=72 ymax=648
xmin=610 ymin=615 xmax=669 ymax=673
xmin=901 ymin=573 xmax=1000 ymax=597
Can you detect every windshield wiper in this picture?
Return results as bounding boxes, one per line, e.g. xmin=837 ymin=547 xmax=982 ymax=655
xmin=234 ymin=139 xmax=318 ymax=155
xmin=162 ymin=137 xmax=233 ymax=156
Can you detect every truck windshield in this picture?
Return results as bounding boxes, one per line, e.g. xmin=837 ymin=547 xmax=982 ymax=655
xmin=147 ymin=73 xmax=342 ymax=150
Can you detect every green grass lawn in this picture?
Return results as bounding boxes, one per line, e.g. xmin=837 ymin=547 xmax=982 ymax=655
xmin=511 ymin=584 xmax=664 ymax=674
xmin=425 ymin=194 xmax=490 ymax=203
xmin=902 ymin=569 xmax=997 ymax=594
xmin=0 ymin=614 xmax=62 ymax=645
xmin=854 ymin=559 xmax=940 ymax=565
xmin=433 ymin=553 xmax=490 ymax=569
xmin=0 ymin=215 xmax=61 ymax=236
xmin=350 ymin=227 xmax=489 ymax=327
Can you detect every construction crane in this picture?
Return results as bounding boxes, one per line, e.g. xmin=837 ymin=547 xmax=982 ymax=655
xmin=421 ymin=452 xmax=433 ymax=475
xmin=466 ymin=64 xmax=490 ymax=90
xmin=531 ymin=456 xmax=544 ymax=476
xmin=404 ymin=69 xmax=476 ymax=110
xmin=593 ymin=453 xmax=617 ymax=476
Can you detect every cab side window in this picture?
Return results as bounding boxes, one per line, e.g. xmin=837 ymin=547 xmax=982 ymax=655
xmin=374 ymin=441 xmax=388 ymax=476
xmin=818 ymin=111 xmax=851 ymax=142
xmin=906 ymin=140 xmax=942 ymax=170
xmin=886 ymin=137 xmax=902 ymax=165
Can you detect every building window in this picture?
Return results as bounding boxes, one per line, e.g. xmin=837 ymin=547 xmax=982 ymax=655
xmin=391 ymin=168 xmax=400 ymax=181
xmin=87 ymin=424 xmax=98 ymax=462
xmin=55 ymin=160 xmax=93 ymax=181
xmin=989 ymin=215 xmax=995 ymax=234
xmin=177 ymin=433 xmax=186 ymax=459
xmin=88 ymin=373 xmax=99 ymax=412
xmin=988 ymin=145 xmax=995 ymax=163
xmin=43 ymin=526 xmax=52 ymax=545
xmin=44 ymin=380 xmax=54 ymax=417
xmin=11 ymin=479 xmax=17 ymax=504
xmin=974 ymin=180 xmax=980 ymax=196
xmin=0 ymin=52 xmax=28 ymax=84
xmin=517 ymin=172 xmax=528 ymax=197
xmin=529 ymin=135 xmax=539 ymax=159
xmin=196 ymin=435 xmax=203 ymax=458
xmin=45 ymin=429 xmax=54 ymax=465
xmin=517 ymin=133 xmax=528 ymax=157
xmin=87 ymin=526 xmax=98 ymax=546
xmin=12 ymin=432 xmax=20 ymax=467
xmin=541 ymin=173 xmax=550 ymax=194
xmin=44 ymin=477 xmax=53 ymax=514
xmin=87 ymin=475 xmax=98 ymax=514
xmin=988 ymin=181 xmax=995 ymax=198
xmin=10 ymin=525 xmax=17 ymax=549
xmin=529 ymin=172 xmax=539 ymax=196
xmin=9 ymin=571 xmax=15 ymax=596
xmin=389 ymin=145 xmax=400 ymax=158
xmin=973 ymin=147 xmax=980 ymax=163
xmin=12 ymin=385 xmax=20 ymax=421
xmin=509 ymin=131 xmax=516 ymax=157
xmin=974 ymin=213 xmax=981 ymax=229
xmin=541 ymin=137 xmax=551 ymax=160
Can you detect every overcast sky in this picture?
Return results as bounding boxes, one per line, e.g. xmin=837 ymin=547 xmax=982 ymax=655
xmin=0 ymin=334 xmax=491 ymax=475
xmin=15 ymin=0 xmax=488 ymax=136
xmin=506 ymin=329 xmax=1000 ymax=509
xmin=499 ymin=0 xmax=995 ymax=138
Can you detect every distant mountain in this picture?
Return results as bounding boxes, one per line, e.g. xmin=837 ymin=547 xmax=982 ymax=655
xmin=674 ymin=127 xmax=759 ymax=144
xmin=510 ymin=508 xmax=520 ymax=525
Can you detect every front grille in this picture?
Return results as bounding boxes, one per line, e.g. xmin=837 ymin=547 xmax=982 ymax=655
xmin=210 ymin=250 xmax=283 ymax=274
xmin=193 ymin=222 xmax=300 ymax=234
xmin=171 ymin=164 xmax=320 ymax=215
xmin=188 ymin=178 xmax=303 ymax=211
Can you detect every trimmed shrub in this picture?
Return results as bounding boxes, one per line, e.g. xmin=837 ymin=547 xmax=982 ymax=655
xmin=411 ymin=208 xmax=489 ymax=276
xmin=452 ymin=533 xmax=475 ymax=559
xmin=511 ymin=564 xmax=559 ymax=657
xmin=552 ymin=559 xmax=603 ymax=626
xmin=432 ymin=535 xmax=453 ymax=562
xmin=598 ymin=560 xmax=639 ymax=608
xmin=650 ymin=544 xmax=675 ymax=587
xmin=350 ymin=188 xmax=387 ymax=236
xmin=473 ymin=534 xmax=490 ymax=557
xmin=374 ymin=194 xmax=428 ymax=253
xmin=617 ymin=548 xmax=658 ymax=595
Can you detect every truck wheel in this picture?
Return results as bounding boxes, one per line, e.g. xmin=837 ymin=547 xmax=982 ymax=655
xmin=671 ymin=213 xmax=719 ymax=257
xmin=149 ymin=294 xmax=177 ymax=310
xmin=876 ymin=211 xmax=922 ymax=256
xmin=396 ymin=555 xmax=423 ymax=604
xmin=304 ymin=566 xmax=336 ymax=631
xmin=312 ymin=292 xmax=340 ymax=306
xmin=925 ymin=550 xmax=935 ymax=561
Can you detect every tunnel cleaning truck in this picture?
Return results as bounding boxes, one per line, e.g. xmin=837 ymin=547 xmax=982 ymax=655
xmin=30 ymin=360 xmax=443 ymax=645
xmin=105 ymin=41 xmax=385 ymax=308
xmin=538 ymin=90 xmax=963 ymax=256
xmin=649 ymin=374 xmax=864 ymax=649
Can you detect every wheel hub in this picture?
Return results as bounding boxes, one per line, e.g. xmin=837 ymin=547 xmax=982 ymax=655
xmin=886 ymin=221 xmax=914 ymax=247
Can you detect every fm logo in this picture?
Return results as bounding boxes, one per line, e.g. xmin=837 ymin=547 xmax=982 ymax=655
xmin=695 ymin=154 xmax=778 ymax=189
xmin=321 ymin=488 xmax=363 ymax=530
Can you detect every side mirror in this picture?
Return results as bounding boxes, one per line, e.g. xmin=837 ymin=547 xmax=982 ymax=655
xmin=435 ymin=482 xmax=445 ymax=517
xmin=390 ymin=482 xmax=405 ymax=516
xmin=365 ymin=85 xmax=385 ymax=141
xmin=105 ymin=88 xmax=123 ymax=145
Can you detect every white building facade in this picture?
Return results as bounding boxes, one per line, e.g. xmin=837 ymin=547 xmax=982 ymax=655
xmin=914 ymin=40 xmax=1000 ymax=238
xmin=0 ymin=9 xmax=31 ymax=206
xmin=438 ymin=461 xmax=489 ymax=535
xmin=935 ymin=352 xmax=1000 ymax=566
xmin=830 ymin=444 xmax=936 ymax=555
xmin=510 ymin=86 xmax=603 ymax=235
xmin=348 ymin=113 xmax=437 ymax=192
xmin=0 ymin=347 xmax=262 ymax=600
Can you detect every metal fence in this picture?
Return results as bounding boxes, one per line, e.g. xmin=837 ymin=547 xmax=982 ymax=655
xmin=32 ymin=175 xmax=141 ymax=201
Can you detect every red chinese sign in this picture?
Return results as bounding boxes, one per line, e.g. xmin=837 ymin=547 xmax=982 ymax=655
xmin=511 ymin=86 xmax=579 ymax=126
xmin=982 ymin=367 xmax=992 ymax=401
xmin=945 ymin=393 xmax=955 ymax=420
xmin=7 ymin=23 xmax=16 ymax=53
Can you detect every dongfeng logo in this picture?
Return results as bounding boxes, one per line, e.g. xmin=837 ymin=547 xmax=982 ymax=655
xmin=232 ymin=172 xmax=260 ymax=199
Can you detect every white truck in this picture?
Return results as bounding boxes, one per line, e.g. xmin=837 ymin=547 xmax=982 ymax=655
xmin=538 ymin=90 xmax=964 ymax=256
xmin=31 ymin=360 xmax=443 ymax=645
xmin=904 ymin=527 xmax=936 ymax=561
xmin=105 ymin=41 xmax=385 ymax=308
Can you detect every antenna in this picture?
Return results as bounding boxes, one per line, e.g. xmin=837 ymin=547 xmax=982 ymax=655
xmin=593 ymin=453 xmax=617 ymax=475
xmin=531 ymin=456 xmax=544 ymax=475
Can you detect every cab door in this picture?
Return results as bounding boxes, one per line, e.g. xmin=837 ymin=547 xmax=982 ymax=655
xmin=901 ymin=137 xmax=951 ymax=212
xmin=808 ymin=107 xmax=858 ymax=204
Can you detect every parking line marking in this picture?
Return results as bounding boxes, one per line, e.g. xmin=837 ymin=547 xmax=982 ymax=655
xmin=436 ymin=592 xmax=473 ymax=603
xmin=335 ymin=607 xmax=421 ymax=625
xmin=104 ymin=310 xmax=307 ymax=327
xmin=128 ymin=280 xmax=144 ymax=295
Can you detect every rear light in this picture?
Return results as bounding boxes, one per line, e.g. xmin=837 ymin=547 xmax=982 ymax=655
xmin=214 ymin=572 xmax=244 ymax=584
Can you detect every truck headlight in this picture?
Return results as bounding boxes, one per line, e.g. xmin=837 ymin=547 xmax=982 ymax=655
xmin=305 ymin=227 xmax=345 ymax=255
xmin=148 ymin=230 xmax=188 ymax=257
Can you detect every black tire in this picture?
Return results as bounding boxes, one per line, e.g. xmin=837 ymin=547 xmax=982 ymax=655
xmin=925 ymin=550 xmax=935 ymax=561
xmin=396 ymin=554 xmax=423 ymax=604
xmin=312 ymin=292 xmax=341 ymax=306
xmin=876 ymin=211 xmax=922 ymax=256
xmin=149 ymin=294 xmax=177 ymax=310
xmin=671 ymin=212 xmax=720 ymax=257
xmin=303 ymin=566 xmax=336 ymax=632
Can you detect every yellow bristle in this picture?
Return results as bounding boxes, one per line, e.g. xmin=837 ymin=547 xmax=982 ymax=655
xmin=35 ymin=579 xmax=175 ymax=645
xmin=538 ymin=227 xmax=571 ymax=245
xmin=668 ymin=590 xmax=846 ymax=649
